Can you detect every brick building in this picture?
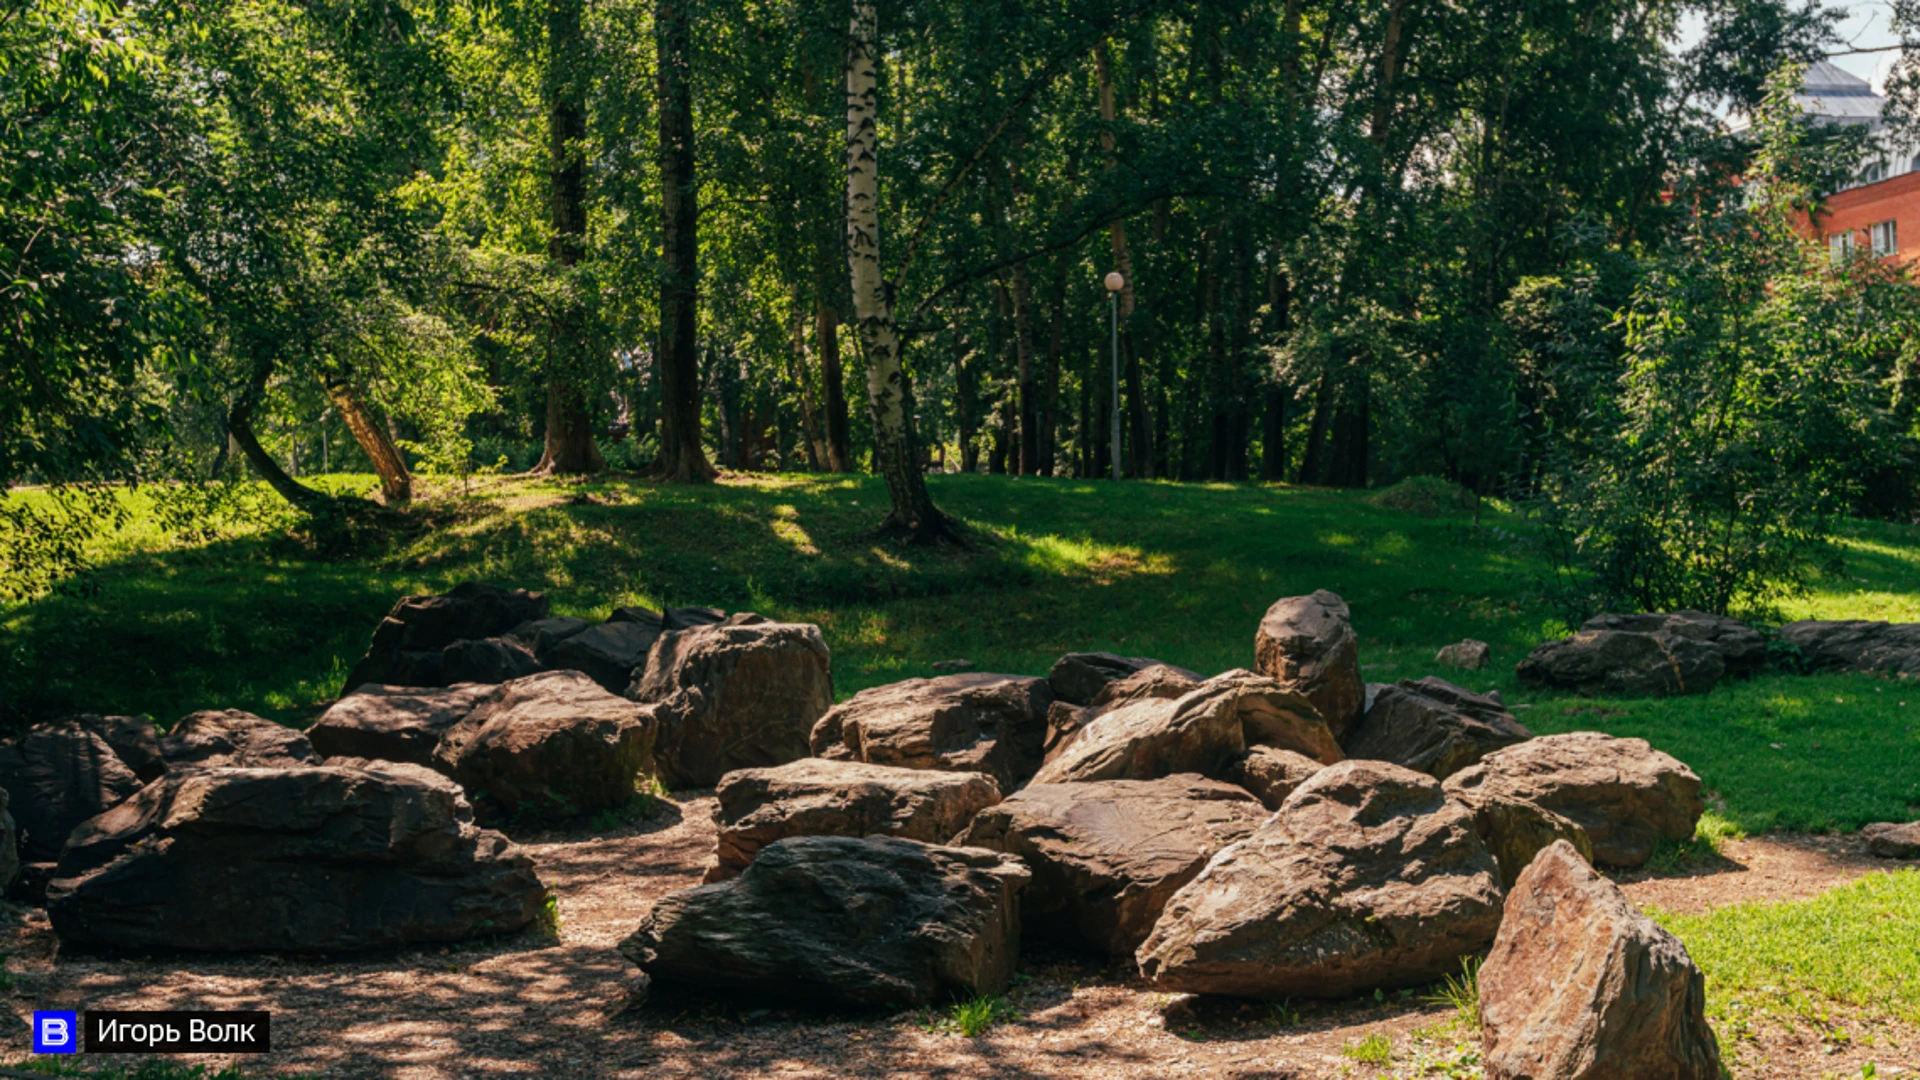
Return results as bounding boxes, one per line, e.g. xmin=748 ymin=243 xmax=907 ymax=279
xmin=1760 ymin=62 xmax=1920 ymax=266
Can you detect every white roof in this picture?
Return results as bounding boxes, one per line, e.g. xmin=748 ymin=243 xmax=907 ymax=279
xmin=1795 ymin=61 xmax=1886 ymax=122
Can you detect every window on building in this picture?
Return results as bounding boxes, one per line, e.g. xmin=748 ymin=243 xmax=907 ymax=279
xmin=1830 ymin=231 xmax=1858 ymax=265
xmin=1872 ymin=219 xmax=1899 ymax=257
xmin=1864 ymin=161 xmax=1887 ymax=184
xmin=1911 ymin=153 xmax=1920 ymax=174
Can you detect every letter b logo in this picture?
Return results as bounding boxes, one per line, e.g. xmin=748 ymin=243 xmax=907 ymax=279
xmin=33 ymin=1011 xmax=77 ymax=1054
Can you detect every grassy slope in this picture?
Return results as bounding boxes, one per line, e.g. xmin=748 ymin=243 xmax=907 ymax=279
xmin=3 ymin=472 xmax=1918 ymax=832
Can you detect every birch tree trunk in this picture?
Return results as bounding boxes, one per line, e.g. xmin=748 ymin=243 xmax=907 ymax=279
xmin=653 ymin=0 xmax=717 ymax=483
xmin=845 ymin=0 xmax=954 ymax=541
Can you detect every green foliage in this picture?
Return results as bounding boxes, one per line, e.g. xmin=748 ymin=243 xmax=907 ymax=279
xmin=1341 ymin=1031 xmax=1394 ymax=1066
xmin=923 ymin=994 xmax=1019 ymax=1038
xmin=586 ymin=775 xmax=667 ymax=832
xmin=1647 ymin=810 xmax=1746 ymax=873
xmin=1421 ymin=958 xmax=1481 ymax=1033
xmin=1369 ymin=477 xmax=1479 ymax=518
xmin=536 ymin=889 xmax=562 ymax=940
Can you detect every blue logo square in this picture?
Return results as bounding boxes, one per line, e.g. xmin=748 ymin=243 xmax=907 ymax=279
xmin=32 ymin=1010 xmax=77 ymax=1054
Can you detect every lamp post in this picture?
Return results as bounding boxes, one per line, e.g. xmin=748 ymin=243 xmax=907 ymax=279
xmin=1104 ymin=271 xmax=1124 ymax=481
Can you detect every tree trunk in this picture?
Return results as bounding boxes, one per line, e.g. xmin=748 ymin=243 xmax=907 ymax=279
xmin=789 ymin=301 xmax=826 ymax=471
xmin=652 ymin=0 xmax=716 ymax=483
xmin=1299 ymin=376 xmax=1332 ymax=484
xmin=323 ymin=373 xmax=412 ymax=504
xmin=816 ymin=296 xmax=853 ymax=472
xmin=1097 ymin=41 xmax=1153 ymax=479
xmin=845 ymin=0 xmax=954 ymax=541
xmin=1040 ymin=276 xmax=1066 ymax=476
xmin=230 ymin=358 xmax=332 ymax=511
xmin=535 ymin=0 xmax=605 ymax=476
xmin=1011 ymin=262 xmax=1039 ymax=475
xmin=955 ymin=336 xmax=978 ymax=473
xmin=1260 ymin=385 xmax=1289 ymax=481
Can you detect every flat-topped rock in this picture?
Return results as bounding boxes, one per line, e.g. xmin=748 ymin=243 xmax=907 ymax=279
xmin=308 ymin=684 xmax=496 ymax=766
xmin=1516 ymin=629 xmax=1723 ymax=698
xmin=956 ymin=775 xmax=1265 ymax=957
xmin=621 ymin=835 xmax=1029 ymax=1008
xmin=1779 ymin=619 xmax=1920 ymax=677
xmin=160 ymin=710 xmax=317 ymax=770
xmin=707 ymin=759 xmax=1001 ymax=882
xmin=1254 ymin=590 xmax=1364 ymax=741
xmin=1584 ymin=611 xmax=1767 ymax=678
xmin=436 ymin=670 xmax=656 ymax=818
xmin=1043 ymin=665 xmax=1202 ymax=764
xmin=809 ymin=672 xmax=1049 ymax=791
xmin=1342 ymin=676 xmax=1532 ymax=779
xmin=439 ymin=637 xmax=541 ymax=685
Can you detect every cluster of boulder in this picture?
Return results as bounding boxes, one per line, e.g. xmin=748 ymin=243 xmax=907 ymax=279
xmin=614 ymin=588 xmax=1723 ymax=1074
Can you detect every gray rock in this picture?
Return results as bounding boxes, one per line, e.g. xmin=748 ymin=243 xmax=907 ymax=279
xmin=809 ymin=673 xmax=1049 ymax=792
xmin=1047 ymin=652 xmax=1197 ymax=708
xmin=1515 ymin=629 xmax=1723 ymax=698
xmin=620 ymin=835 xmax=1029 ymax=1008
xmin=1435 ymin=639 xmax=1491 ymax=671
xmin=1443 ymin=732 xmax=1703 ymax=868
xmin=1254 ymin=590 xmax=1365 ymax=741
xmin=47 ymin=764 xmax=545 ymax=952
xmin=1343 ymin=676 xmax=1532 ymax=780
xmin=160 ymin=710 xmax=317 ymax=770
xmin=436 ymin=670 xmax=656 ymax=818
xmin=0 ymin=722 xmax=145 ymax=861
xmin=343 ymin=582 xmax=550 ymax=692
xmin=64 ymin=715 xmax=166 ymax=782
xmin=1779 ymin=619 xmax=1920 ymax=677
xmin=1136 ymin=760 xmax=1503 ymax=1000
xmin=551 ymin=620 xmax=663 ymax=693
xmin=707 ymin=759 xmax=1001 ymax=882
xmin=956 ymin=775 xmax=1265 ymax=957
xmin=633 ymin=617 xmax=833 ymax=789
xmin=1220 ymin=746 xmax=1326 ymax=810
xmin=440 ymin=637 xmax=542 ymax=685
xmin=1863 ymin=821 xmax=1920 ymax=859
xmin=664 ymin=606 xmax=727 ymax=630
xmin=1584 ymin=611 xmax=1767 ymax=678
xmin=505 ymin=616 xmax=593 ymax=663
xmin=307 ymin=683 xmax=496 ymax=766
xmin=1479 ymin=841 xmax=1720 ymax=1080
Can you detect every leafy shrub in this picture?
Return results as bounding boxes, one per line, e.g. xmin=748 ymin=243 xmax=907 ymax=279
xmin=1369 ymin=476 xmax=1479 ymax=517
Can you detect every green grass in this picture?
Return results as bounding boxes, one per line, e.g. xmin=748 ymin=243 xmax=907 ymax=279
xmin=1341 ymin=1030 xmax=1395 ymax=1065
xmin=1420 ymin=957 xmax=1481 ymax=1032
xmin=1661 ymin=870 xmax=1920 ymax=1025
xmin=923 ymin=994 xmax=1019 ymax=1037
xmin=3 ymin=471 xmax=1919 ymax=834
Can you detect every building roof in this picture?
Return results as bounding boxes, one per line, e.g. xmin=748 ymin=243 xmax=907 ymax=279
xmin=1795 ymin=61 xmax=1887 ymax=122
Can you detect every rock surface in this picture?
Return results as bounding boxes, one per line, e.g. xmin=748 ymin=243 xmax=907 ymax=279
xmin=435 ymin=670 xmax=656 ymax=817
xmin=1443 ymin=732 xmax=1703 ymax=868
xmin=551 ymin=621 xmax=662 ymax=693
xmin=1584 ymin=611 xmax=1767 ymax=678
xmin=308 ymin=684 xmax=496 ymax=766
xmin=46 ymin=764 xmax=545 ymax=952
xmin=343 ymin=582 xmax=550 ymax=692
xmin=1779 ymin=619 xmax=1920 ymax=677
xmin=1479 ymin=840 xmax=1721 ymax=1080
xmin=632 ymin=617 xmax=833 ymax=788
xmin=1211 ymin=669 xmax=1343 ymax=764
xmin=0 ymin=722 xmax=145 ymax=861
xmin=439 ymin=637 xmax=542 ymax=685
xmin=506 ymin=616 xmax=592 ymax=663
xmin=1435 ymin=640 xmax=1491 ymax=670
xmin=1515 ymin=629 xmax=1724 ymax=698
xmin=0 ymin=792 xmax=18 ymax=890
xmin=65 ymin=715 xmax=166 ymax=782
xmin=1219 ymin=746 xmax=1326 ymax=810
xmin=810 ymin=673 xmax=1049 ymax=792
xmin=1253 ymin=590 xmax=1365 ymax=741
xmin=621 ymin=835 xmax=1029 ymax=1008
xmin=1342 ymin=676 xmax=1532 ymax=780
xmin=160 ymin=710 xmax=318 ymax=770
xmin=1863 ymin=821 xmax=1920 ymax=859
xmin=1041 ymin=666 xmax=1201 ymax=765
xmin=1136 ymin=760 xmax=1503 ymax=1000
xmin=956 ymin=775 xmax=1264 ymax=957
xmin=1028 ymin=681 xmax=1246 ymax=785
xmin=707 ymin=759 xmax=1001 ymax=882
xmin=1047 ymin=652 xmax=1195 ymax=707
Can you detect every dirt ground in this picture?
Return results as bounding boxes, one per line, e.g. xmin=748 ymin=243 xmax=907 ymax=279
xmin=3 ymin=792 xmax=1912 ymax=1079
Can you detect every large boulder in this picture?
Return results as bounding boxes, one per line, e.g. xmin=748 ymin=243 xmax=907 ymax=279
xmin=1778 ymin=619 xmax=1920 ymax=677
xmin=620 ymin=835 xmax=1029 ymax=1008
xmin=1342 ymin=676 xmax=1532 ymax=780
xmin=1042 ymin=665 xmax=1200 ymax=765
xmin=343 ymin=582 xmax=550 ymax=692
xmin=160 ymin=710 xmax=317 ymax=770
xmin=1028 ymin=680 xmax=1246 ymax=786
xmin=1136 ymin=760 xmax=1503 ymax=1000
xmin=1863 ymin=821 xmax=1920 ymax=859
xmin=631 ymin=616 xmax=833 ymax=789
xmin=506 ymin=616 xmax=592 ymax=664
xmin=955 ymin=776 xmax=1265 ymax=957
xmin=809 ymin=673 xmax=1048 ymax=792
xmin=1253 ymin=590 xmax=1365 ymax=741
xmin=707 ymin=760 xmax=1001 ymax=882
xmin=439 ymin=637 xmax=542 ymax=685
xmin=64 ymin=715 xmax=166 ymax=782
xmin=1443 ymin=732 xmax=1703 ymax=869
xmin=46 ymin=765 xmax=546 ymax=952
xmin=1211 ymin=669 xmax=1343 ymax=764
xmin=307 ymin=684 xmax=496 ymax=766
xmin=0 ymin=722 xmax=145 ymax=862
xmin=551 ymin=620 xmax=662 ymax=694
xmin=1479 ymin=841 xmax=1721 ymax=1080
xmin=1466 ymin=799 xmax=1596 ymax=889
xmin=1219 ymin=746 xmax=1326 ymax=811
xmin=1047 ymin=652 xmax=1197 ymax=708
xmin=1584 ymin=611 xmax=1767 ymax=678
xmin=436 ymin=670 xmax=656 ymax=818
xmin=1515 ymin=629 xmax=1723 ymax=698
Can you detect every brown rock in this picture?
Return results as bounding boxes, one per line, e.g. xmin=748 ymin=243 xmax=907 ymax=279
xmin=1047 ymin=652 xmax=1197 ymax=707
xmin=1253 ymin=590 xmax=1364 ymax=741
xmin=343 ymin=582 xmax=550 ymax=692
xmin=631 ymin=617 xmax=833 ymax=788
xmin=1436 ymin=639 xmax=1491 ymax=670
xmin=809 ymin=673 xmax=1050 ymax=792
xmin=160 ymin=710 xmax=317 ymax=770
xmin=0 ymin=722 xmax=145 ymax=862
xmin=1443 ymin=732 xmax=1703 ymax=868
xmin=1042 ymin=665 xmax=1201 ymax=765
xmin=1342 ymin=676 xmax=1532 ymax=780
xmin=307 ymin=684 xmax=496 ymax=766
xmin=47 ymin=764 xmax=545 ymax=952
xmin=1028 ymin=681 xmax=1245 ymax=786
xmin=956 ymin=775 xmax=1264 ymax=957
xmin=1515 ymin=630 xmax=1723 ymax=698
xmin=707 ymin=759 xmax=1001 ymax=882
xmin=64 ymin=715 xmax=166 ymax=782
xmin=1585 ymin=611 xmax=1767 ymax=678
xmin=1210 ymin=669 xmax=1343 ymax=764
xmin=436 ymin=670 xmax=656 ymax=818
xmin=1136 ymin=760 xmax=1503 ymax=1000
xmin=621 ymin=835 xmax=1029 ymax=1008
xmin=439 ymin=637 xmax=542 ymax=685
xmin=505 ymin=616 xmax=592 ymax=663
xmin=551 ymin=620 xmax=662 ymax=693
xmin=1467 ymin=799 xmax=1596 ymax=889
xmin=1479 ymin=840 xmax=1721 ymax=1080
xmin=1041 ymin=700 xmax=1090 ymax=765
xmin=1220 ymin=746 xmax=1326 ymax=810
xmin=1779 ymin=619 xmax=1920 ymax=677
xmin=1863 ymin=821 xmax=1920 ymax=859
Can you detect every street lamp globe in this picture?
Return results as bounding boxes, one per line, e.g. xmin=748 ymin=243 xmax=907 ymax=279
xmin=1104 ymin=271 xmax=1125 ymax=292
